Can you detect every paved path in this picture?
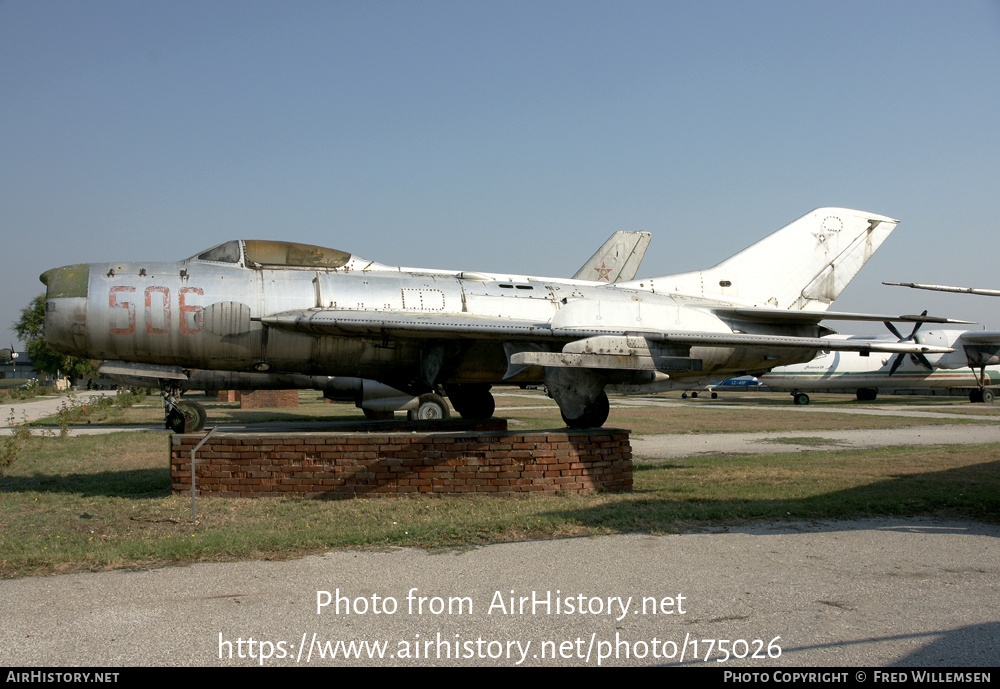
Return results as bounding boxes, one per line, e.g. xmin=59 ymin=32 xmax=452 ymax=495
xmin=1 ymin=392 xmax=111 ymax=433
xmin=632 ymin=424 xmax=1000 ymax=459
xmin=1 ymin=518 xmax=997 ymax=667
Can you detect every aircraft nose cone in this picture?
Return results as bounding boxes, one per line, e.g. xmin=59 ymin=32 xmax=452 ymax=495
xmin=39 ymin=264 xmax=89 ymax=298
xmin=39 ymin=264 xmax=91 ymax=357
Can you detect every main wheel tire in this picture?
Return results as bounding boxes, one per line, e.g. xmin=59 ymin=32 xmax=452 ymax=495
xmin=446 ymin=384 xmax=495 ymax=420
xmin=407 ymin=393 xmax=450 ymax=421
xmin=984 ymin=390 xmax=995 ymax=404
xmin=856 ymin=388 xmax=878 ymax=401
xmin=560 ymin=391 xmax=610 ymax=429
xmin=970 ymin=389 xmax=984 ymax=404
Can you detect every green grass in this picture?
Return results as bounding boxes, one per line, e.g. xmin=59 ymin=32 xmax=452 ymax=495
xmin=2 ymin=426 xmax=997 ymax=579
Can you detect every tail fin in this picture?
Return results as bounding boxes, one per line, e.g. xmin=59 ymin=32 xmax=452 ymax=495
xmin=646 ymin=208 xmax=899 ymax=311
xmin=573 ymin=230 xmax=652 ymax=283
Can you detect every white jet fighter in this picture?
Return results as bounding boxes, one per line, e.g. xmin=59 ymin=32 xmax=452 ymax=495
xmin=98 ymin=231 xmax=653 ymax=431
xmin=40 ymin=208 xmax=962 ymax=429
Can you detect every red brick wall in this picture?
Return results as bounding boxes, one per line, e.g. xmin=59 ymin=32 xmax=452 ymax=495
xmin=237 ymin=389 xmax=299 ymax=409
xmin=170 ymin=429 xmax=632 ymax=497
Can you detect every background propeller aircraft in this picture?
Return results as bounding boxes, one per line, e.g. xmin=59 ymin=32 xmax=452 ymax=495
xmin=40 ymin=208 xmax=961 ymax=429
xmin=760 ymin=329 xmax=1000 ymax=405
xmin=880 ymin=281 xmax=1000 ymax=402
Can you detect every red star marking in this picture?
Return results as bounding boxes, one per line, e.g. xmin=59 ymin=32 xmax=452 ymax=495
xmin=594 ymin=262 xmax=612 ymax=281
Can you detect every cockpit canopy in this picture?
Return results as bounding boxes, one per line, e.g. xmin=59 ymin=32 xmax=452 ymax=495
xmin=192 ymin=240 xmax=352 ymax=269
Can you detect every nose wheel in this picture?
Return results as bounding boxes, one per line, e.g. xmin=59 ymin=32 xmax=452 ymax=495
xmin=166 ymin=400 xmax=207 ymax=433
xmin=162 ymin=383 xmax=208 ymax=432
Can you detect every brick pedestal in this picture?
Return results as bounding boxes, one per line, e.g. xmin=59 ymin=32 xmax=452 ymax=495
xmin=170 ymin=428 xmax=632 ymax=498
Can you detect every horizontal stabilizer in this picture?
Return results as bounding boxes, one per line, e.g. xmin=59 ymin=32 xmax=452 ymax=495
xmin=641 ymin=332 xmax=953 ymax=355
xmin=711 ymin=307 xmax=974 ymax=325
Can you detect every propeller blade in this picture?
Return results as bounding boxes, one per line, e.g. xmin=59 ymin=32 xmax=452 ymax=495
xmin=888 ymin=352 xmax=906 ymax=376
xmin=913 ymin=353 xmax=934 ymax=371
xmin=884 ymin=321 xmax=904 ymax=339
xmin=906 ymin=310 xmax=929 ymax=341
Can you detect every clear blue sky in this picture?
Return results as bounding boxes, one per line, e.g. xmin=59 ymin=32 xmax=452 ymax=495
xmin=2 ymin=0 xmax=999 ymax=350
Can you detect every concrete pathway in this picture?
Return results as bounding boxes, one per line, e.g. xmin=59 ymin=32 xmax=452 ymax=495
xmin=632 ymin=424 xmax=1000 ymax=459
xmin=0 ymin=392 xmax=111 ymax=433
xmin=2 ymin=518 xmax=997 ymax=667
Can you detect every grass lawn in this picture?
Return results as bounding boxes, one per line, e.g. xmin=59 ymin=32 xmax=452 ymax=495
xmin=2 ymin=402 xmax=997 ymax=577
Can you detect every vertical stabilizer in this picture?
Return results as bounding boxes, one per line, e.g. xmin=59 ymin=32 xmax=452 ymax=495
xmin=642 ymin=208 xmax=898 ymax=311
xmin=573 ymin=231 xmax=652 ymax=283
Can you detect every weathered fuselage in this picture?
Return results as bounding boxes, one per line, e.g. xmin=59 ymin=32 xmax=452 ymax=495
xmin=40 ymin=240 xmax=819 ymax=393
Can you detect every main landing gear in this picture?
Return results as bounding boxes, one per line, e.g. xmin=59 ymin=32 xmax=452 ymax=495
xmin=560 ymin=390 xmax=610 ymax=429
xmin=968 ymin=363 xmax=996 ymax=404
xmin=791 ymin=392 xmax=810 ymax=405
xmin=445 ymin=384 xmax=496 ymax=420
xmin=969 ymin=388 xmax=995 ymax=404
xmin=542 ymin=368 xmax=611 ymax=429
xmin=408 ymin=392 xmax=451 ymax=420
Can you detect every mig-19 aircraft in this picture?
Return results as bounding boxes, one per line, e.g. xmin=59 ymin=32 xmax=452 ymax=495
xmin=40 ymin=208 xmax=963 ymax=429
xmin=98 ymin=230 xmax=654 ymax=431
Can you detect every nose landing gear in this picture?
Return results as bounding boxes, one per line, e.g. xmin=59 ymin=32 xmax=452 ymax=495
xmin=162 ymin=383 xmax=207 ymax=433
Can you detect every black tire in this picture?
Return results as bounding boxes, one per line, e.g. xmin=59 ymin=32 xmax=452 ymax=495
xmin=560 ymin=391 xmax=610 ymax=429
xmin=166 ymin=409 xmax=186 ymax=433
xmin=446 ymin=384 xmax=495 ymax=420
xmin=794 ymin=393 xmax=810 ymax=406
xmin=167 ymin=401 xmax=208 ymax=433
xmin=984 ymin=390 xmax=995 ymax=404
xmin=970 ymin=389 xmax=984 ymax=404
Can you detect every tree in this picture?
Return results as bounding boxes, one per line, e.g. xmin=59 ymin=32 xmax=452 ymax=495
xmin=13 ymin=294 xmax=95 ymax=384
